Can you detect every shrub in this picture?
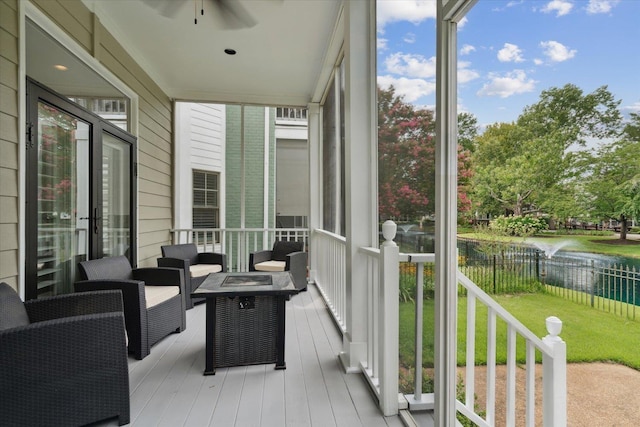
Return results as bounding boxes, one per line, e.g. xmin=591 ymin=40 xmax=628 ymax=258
xmin=490 ymin=215 xmax=547 ymax=237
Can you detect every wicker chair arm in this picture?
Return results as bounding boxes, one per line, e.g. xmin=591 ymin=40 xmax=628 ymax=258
xmin=286 ymin=251 xmax=308 ymax=291
xmin=24 ymin=290 xmax=124 ymax=323
xmin=197 ymin=252 xmax=227 ymax=271
xmin=157 ymin=257 xmax=190 ymax=270
xmin=249 ymin=250 xmax=273 ymax=271
xmin=74 ymin=279 xmax=146 ymax=347
xmin=133 ymin=267 xmax=184 ymax=289
xmin=75 ymin=279 xmax=145 ymax=306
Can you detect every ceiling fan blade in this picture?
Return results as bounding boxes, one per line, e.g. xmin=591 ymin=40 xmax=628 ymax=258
xmin=215 ymin=0 xmax=257 ymax=29
xmin=141 ymin=0 xmax=186 ymax=18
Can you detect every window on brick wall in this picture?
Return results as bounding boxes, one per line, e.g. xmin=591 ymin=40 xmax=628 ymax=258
xmin=193 ymin=170 xmax=219 ymax=229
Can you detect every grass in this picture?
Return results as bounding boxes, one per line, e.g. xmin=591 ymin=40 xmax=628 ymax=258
xmin=459 ymin=231 xmax=640 ymax=259
xmin=399 ymin=291 xmax=640 ymax=370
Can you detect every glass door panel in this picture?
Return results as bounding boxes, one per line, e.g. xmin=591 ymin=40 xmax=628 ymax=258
xmin=36 ymin=102 xmax=90 ymax=296
xmin=102 ymin=132 xmax=131 ymax=257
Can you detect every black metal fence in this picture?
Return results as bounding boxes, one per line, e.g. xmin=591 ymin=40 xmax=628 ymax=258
xmin=457 ymin=237 xmax=640 ymax=319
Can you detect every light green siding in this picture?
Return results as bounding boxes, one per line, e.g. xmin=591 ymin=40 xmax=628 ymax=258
xmin=225 ymin=106 xmax=276 ymax=230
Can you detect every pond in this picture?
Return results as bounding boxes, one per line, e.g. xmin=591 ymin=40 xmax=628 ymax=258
xmin=393 ymin=230 xmax=640 ymax=306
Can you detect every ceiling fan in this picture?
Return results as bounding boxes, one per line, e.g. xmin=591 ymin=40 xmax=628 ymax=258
xmin=143 ymin=0 xmax=257 ymax=29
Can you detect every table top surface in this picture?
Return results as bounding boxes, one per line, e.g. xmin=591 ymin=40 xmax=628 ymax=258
xmin=192 ymin=271 xmax=298 ymax=298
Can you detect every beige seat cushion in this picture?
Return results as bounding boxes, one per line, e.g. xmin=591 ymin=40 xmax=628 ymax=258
xmin=254 ymin=260 xmax=286 ymax=272
xmin=145 ymin=285 xmax=180 ymax=308
xmin=190 ymin=264 xmax=222 ymax=278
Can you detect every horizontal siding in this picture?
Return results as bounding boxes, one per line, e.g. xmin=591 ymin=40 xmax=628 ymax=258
xmin=189 ymin=103 xmax=224 ymax=171
xmin=26 ymin=0 xmax=175 ymax=268
xmin=0 ymin=0 xmax=19 ymax=287
xmin=31 ymin=0 xmax=92 ymax=52
xmin=92 ymin=16 xmax=173 ymax=267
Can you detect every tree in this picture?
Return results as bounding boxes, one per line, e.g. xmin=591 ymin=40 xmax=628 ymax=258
xmin=377 ymin=86 xmax=474 ymax=221
xmin=457 ymin=112 xmax=479 ymax=153
xmin=584 ymin=141 xmax=640 ymax=239
xmin=470 ymin=84 xmax=623 ymax=218
xmin=378 ymin=86 xmax=435 ymax=220
xmin=471 ymin=122 xmax=560 ymax=216
xmin=581 ymin=113 xmax=640 ymax=239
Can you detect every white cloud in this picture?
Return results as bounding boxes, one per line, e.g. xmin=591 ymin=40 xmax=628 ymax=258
xmin=540 ymin=0 xmax=574 ymax=16
xmin=458 ymin=16 xmax=468 ymax=28
xmin=378 ymin=38 xmax=388 ymax=51
xmin=460 ymin=44 xmax=476 ymax=56
xmin=477 ymin=70 xmax=537 ymax=98
xmin=586 ymin=0 xmax=620 ymax=14
xmin=377 ymin=75 xmax=436 ymax=103
xmin=377 ymin=0 xmax=437 ymax=31
xmin=458 ymin=61 xmax=480 ymax=84
xmin=533 ymin=58 xmax=544 ymax=65
xmin=384 ymin=52 xmax=436 ymax=78
xmin=540 ymin=40 xmax=576 ymax=62
xmin=404 ymin=33 xmax=416 ymax=44
xmin=623 ymin=102 xmax=640 ymax=112
xmin=497 ymin=43 xmax=525 ymax=63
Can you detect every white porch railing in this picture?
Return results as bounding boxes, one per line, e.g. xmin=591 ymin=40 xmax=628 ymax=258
xmin=401 ymin=253 xmax=566 ymax=426
xmin=311 ymin=228 xmax=347 ymax=333
xmin=313 ymin=222 xmax=566 ymax=425
xmin=169 ymin=228 xmax=308 ymax=272
xmin=312 ymin=222 xmax=399 ymax=416
xmin=457 ymin=272 xmax=566 ymax=427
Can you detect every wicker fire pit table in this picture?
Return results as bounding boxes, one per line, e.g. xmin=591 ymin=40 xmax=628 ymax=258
xmin=192 ymin=271 xmax=298 ymax=375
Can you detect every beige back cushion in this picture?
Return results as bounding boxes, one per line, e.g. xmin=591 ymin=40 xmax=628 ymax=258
xmin=190 ymin=264 xmax=222 ymax=278
xmin=254 ymin=260 xmax=286 ymax=272
xmin=145 ymin=285 xmax=180 ymax=308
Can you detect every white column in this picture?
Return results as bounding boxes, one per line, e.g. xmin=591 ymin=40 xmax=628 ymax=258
xmin=173 ymin=102 xmax=193 ymax=231
xmin=339 ymin=0 xmax=377 ymax=371
xmin=307 ymin=103 xmax=321 ymax=284
xmin=263 ymin=107 xmax=270 ymax=230
xmin=434 ymin=5 xmax=459 ymax=426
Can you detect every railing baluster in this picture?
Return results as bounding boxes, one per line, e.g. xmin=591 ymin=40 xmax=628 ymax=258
xmin=465 ymin=293 xmax=477 ymax=409
xmin=526 ymin=341 xmax=536 ymax=427
xmin=506 ymin=324 xmax=516 ymax=426
xmin=486 ymin=309 xmax=497 ymax=425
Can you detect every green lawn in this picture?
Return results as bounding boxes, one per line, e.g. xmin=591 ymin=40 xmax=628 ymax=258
xmin=459 ymin=232 xmax=640 ymax=259
xmin=400 ymin=292 xmax=640 ymax=370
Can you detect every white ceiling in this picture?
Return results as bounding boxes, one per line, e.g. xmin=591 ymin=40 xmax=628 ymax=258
xmin=78 ymin=0 xmax=343 ymax=107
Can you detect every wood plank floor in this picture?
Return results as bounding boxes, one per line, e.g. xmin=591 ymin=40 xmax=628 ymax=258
xmin=93 ymin=284 xmax=405 ymax=427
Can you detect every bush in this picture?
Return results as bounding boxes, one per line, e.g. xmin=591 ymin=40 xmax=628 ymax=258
xmin=490 ymin=215 xmax=547 ymax=237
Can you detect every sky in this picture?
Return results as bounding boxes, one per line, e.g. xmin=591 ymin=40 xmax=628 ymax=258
xmin=376 ymin=0 xmax=640 ymax=130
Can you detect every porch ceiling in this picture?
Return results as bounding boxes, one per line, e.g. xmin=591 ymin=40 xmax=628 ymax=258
xmin=82 ymin=0 xmax=343 ymax=106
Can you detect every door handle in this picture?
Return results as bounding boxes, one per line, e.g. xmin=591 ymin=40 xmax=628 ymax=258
xmin=93 ymin=208 xmax=102 ymax=234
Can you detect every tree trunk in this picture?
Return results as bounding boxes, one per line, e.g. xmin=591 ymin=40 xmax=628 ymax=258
xmin=620 ymin=215 xmax=628 ymax=240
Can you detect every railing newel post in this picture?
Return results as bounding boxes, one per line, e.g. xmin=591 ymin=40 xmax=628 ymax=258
xmin=542 ymin=316 xmax=567 ymax=427
xmin=379 ymin=220 xmax=399 ymax=416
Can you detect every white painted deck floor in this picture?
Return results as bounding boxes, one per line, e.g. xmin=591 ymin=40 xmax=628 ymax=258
xmin=92 ymin=284 xmax=406 ymax=427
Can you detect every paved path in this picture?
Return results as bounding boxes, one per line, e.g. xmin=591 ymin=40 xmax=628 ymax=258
xmin=463 ymin=362 xmax=640 ymax=426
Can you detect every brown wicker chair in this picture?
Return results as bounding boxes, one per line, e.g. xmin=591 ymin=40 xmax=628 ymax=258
xmin=0 ymin=282 xmax=129 ymax=426
xmin=75 ymin=256 xmax=186 ymax=359
xmin=158 ymin=243 xmax=227 ymax=309
xmin=249 ymin=240 xmax=308 ymax=291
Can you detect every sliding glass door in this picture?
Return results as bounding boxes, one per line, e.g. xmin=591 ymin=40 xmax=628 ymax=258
xmin=26 ymin=79 xmax=136 ymax=300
